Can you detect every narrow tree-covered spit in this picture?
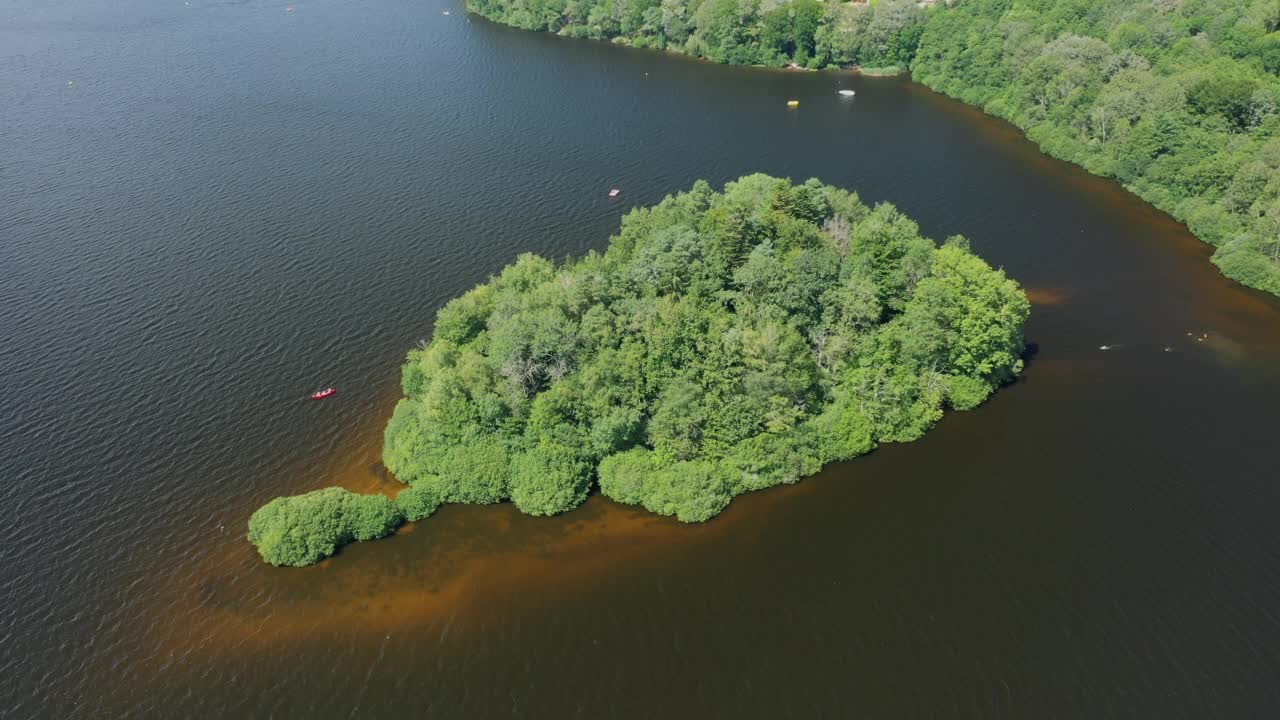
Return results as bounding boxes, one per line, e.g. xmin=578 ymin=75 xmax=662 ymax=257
xmin=249 ymin=175 xmax=1029 ymax=566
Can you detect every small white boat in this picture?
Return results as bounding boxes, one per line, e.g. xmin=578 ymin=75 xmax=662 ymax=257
xmin=838 ymin=89 xmax=856 ymax=97
xmin=608 ymin=188 xmax=621 ymax=198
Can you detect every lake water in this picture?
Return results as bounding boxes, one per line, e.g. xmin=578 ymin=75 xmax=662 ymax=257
xmin=4 ymin=0 xmax=1280 ymax=716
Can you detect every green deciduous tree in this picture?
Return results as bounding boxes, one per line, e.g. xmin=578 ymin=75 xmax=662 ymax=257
xmin=248 ymin=488 xmax=403 ymax=567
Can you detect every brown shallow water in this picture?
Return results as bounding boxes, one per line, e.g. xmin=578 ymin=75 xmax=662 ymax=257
xmin=4 ymin=0 xmax=1280 ymax=717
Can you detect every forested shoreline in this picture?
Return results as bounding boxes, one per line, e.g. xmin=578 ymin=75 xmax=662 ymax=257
xmin=249 ymin=175 xmax=1028 ymax=566
xmin=467 ymin=0 xmax=928 ymax=71
xmin=467 ymin=0 xmax=1280 ymax=297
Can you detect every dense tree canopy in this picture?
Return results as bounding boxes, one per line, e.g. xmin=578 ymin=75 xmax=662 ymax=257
xmin=468 ymin=0 xmax=1280 ymax=296
xmin=383 ymin=174 xmax=1027 ymax=523
xmin=911 ymin=0 xmax=1280 ymax=295
xmin=247 ymin=488 xmax=405 ymax=567
xmin=465 ymin=0 xmax=926 ymax=72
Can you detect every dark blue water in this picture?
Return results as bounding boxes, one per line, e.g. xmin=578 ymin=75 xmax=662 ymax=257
xmin=4 ymin=0 xmax=1280 ymax=716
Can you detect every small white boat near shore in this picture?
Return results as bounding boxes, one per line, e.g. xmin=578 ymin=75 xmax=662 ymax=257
xmin=838 ymin=89 xmax=856 ymax=97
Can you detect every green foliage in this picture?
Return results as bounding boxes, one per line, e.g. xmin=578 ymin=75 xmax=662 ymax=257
xmin=944 ymin=373 xmax=994 ymax=412
xmin=909 ymin=0 xmax=1280 ymax=297
xmin=598 ymin=448 xmax=732 ymax=521
xmin=433 ymin=284 xmax=496 ymax=345
xmin=347 ymin=494 xmax=403 ymax=541
xmin=382 ymin=175 xmax=1028 ymax=529
xmin=1187 ymin=76 xmax=1258 ymax=131
xmin=428 ymin=439 xmax=512 ymax=504
xmin=636 ymin=459 xmax=733 ymax=522
xmin=509 ymin=442 xmax=594 ymax=515
xmin=597 ymin=447 xmax=655 ymax=506
xmin=466 ymin=0 xmax=929 ymax=70
xmin=395 ymin=483 xmax=443 ymax=522
xmin=247 ymin=488 xmax=404 ymax=567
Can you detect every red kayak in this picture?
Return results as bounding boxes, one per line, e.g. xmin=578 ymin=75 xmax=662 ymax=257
xmin=311 ymin=387 xmax=336 ymax=400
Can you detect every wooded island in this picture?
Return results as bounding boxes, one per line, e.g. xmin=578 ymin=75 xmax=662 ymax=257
xmin=249 ymin=175 xmax=1028 ymax=566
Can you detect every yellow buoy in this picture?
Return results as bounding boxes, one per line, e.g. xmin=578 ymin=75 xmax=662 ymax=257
xmin=786 ymin=100 xmax=799 ymax=107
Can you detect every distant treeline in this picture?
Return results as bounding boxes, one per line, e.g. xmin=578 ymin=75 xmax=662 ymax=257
xmin=468 ymin=0 xmax=925 ymax=71
xmin=249 ymin=175 xmax=1028 ymax=566
xmin=468 ymin=0 xmax=1280 ymax=296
